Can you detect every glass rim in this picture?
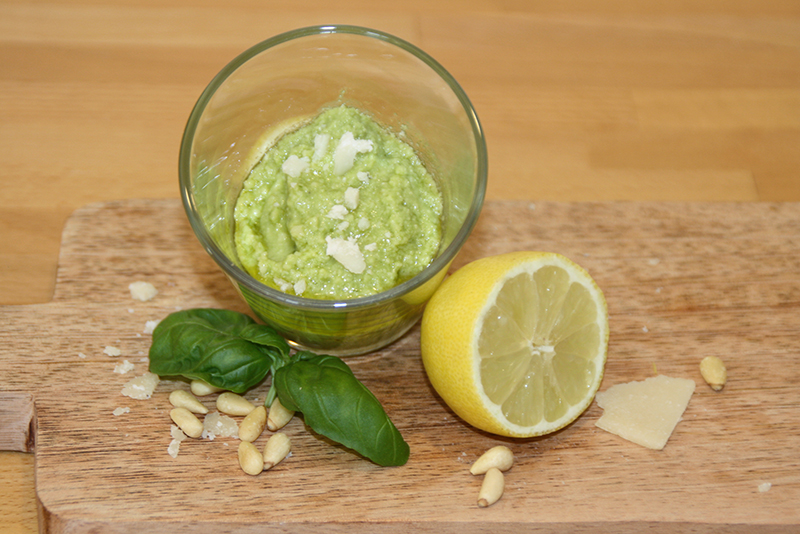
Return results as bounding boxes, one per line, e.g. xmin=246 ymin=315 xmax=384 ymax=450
xmin=179 ymin=24 xmax=488 ymax=311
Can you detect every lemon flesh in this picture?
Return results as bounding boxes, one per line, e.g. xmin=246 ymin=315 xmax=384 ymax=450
xmin=421 ymin=252 xmax=608 ymax=438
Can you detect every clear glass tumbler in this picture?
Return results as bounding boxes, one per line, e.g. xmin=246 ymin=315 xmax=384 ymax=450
xmin=180 ymin=25 xmax=487 ymax=355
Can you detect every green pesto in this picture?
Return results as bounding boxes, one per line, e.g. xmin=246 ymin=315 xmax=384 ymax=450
xmin=234 ymin=105 xmax=443 ymax=300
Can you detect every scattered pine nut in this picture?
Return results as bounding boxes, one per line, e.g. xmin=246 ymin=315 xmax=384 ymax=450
xmin=238 ymin=441 xmax=264 ymax=476
xmin=470 ymin=445 xmax=514 ymax=475
xmin=267 ymin=397 xmax=295 ymax=431
xmin=190 ymin=379 xmax=225 ymax=396
xmin=239 ymin=406 xmax=267 ymax=442
xmin=477 ymin=467 xmax=505 ymax=508
xmin=263 ymin=432 xmax=292 ymax=470
xmin=217 ymin=392 xmax=256 ymax=416
xmin=169 ymin=389 xmax=208 ymax=414
xmin=170 ymin=407 xmax=204 ymax=438
xmin=700 ymin=356 xmax=727 ymax=391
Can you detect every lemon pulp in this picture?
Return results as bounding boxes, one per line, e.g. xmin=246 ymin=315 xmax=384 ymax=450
xmin=479 ymin=265 xmax=601 ymax=428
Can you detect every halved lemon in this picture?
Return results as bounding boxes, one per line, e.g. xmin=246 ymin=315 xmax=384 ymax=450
xmin=420 ymin=251 xmax=608 ymax=438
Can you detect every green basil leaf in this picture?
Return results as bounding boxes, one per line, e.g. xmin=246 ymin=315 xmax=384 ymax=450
xmin=148 ymin=308 xmax=289 ymax=393
xmin=274 ymin=354 xmax=409 ymax=466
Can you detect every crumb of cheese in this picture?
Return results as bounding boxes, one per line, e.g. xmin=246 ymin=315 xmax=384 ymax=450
xmin=313 ymin=133 xmax=330 ymax=161
xmin=104 ymin=346 xmax=121 ymax=357
xmin=595 ymin=375 xmax=695 ymax=450
xmin=113 ymin=360 xmax=135 ymax=374
xmin=281 ymin=155 xmax=310 ymax=178
xmin=326 ymin=204 xmax=348 ymax=220
xmin=202 ymin=412 xmax=238 ymax=440
xmin=129 ymin=281 xmax=158 ymax=301
xmin=333 ymin=131 xmax=373 ymax=175
xmin=112 ymin=407 xmax=130 ymax=416
xmin=143 ymin=320 xmax=160 ymax=335
xmin=121 ymin=371 xmax=160 ymax=400
xmin=344 ymin=187 xmax=360 ymax=210
xmin=325 ymin=236 xmax=366 ymax=274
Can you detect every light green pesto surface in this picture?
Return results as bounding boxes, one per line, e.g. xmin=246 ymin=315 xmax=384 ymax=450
xmin=234 ymin=105 xmax=443 ymax=300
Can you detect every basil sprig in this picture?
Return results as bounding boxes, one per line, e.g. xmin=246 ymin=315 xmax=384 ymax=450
xmin=148 ymin=308 xmax=409 ymax=466
xmin=148 ymin=308 xmax=290 ymax=394
xmin=273 ymin=352 xmax=410 ymax=467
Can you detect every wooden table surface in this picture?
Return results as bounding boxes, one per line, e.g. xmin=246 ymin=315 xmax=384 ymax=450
xmin=1 ymin=2 xmax=798 ymax=532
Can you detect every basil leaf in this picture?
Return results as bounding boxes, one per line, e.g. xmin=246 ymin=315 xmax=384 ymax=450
xmin=148 ymin=309 xmax=289 ymax=393
xmin=274 ymin=353 xmax=409 ymax=467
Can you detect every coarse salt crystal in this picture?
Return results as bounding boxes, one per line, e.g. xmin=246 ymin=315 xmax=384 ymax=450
xmin=129 ymin=281 xmax=158 ymax=301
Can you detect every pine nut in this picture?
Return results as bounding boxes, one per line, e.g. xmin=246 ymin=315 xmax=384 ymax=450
xmin=477 ymin=467 xmax=504 ymax=508
xmin=263 ymin=432 xmax=291 ymax=470
xmin=169 ymin=407 xmax=204 ymax=438
xmin=267 ymin=397 xmax=295 ymax=431
xmin=216 ymin=392 xmax=255 ymax=416
xmin=700 ymin=356 xmax=727 ymax=391
xmin=239 ymin=406 xmax=267 ymax=442
xmin=470 ymin=445 xmax=514 ymax=475
xmin=169 ymin=389 xmax=208 ymax=414
xmin=190 ymin=379 xmax=225 ymax=396
xmin=238 ymin=441 xmax=264 ymax=476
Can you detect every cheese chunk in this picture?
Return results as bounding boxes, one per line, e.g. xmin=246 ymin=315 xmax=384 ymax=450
xmin=595 ymin=375 xmax=695 ymax=450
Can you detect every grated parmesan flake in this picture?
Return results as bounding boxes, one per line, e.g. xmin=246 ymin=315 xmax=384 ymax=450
xmin=112 ymin=407 xmax=130 ymax=416
xmin=113 ymin=360 xmax=135 ymax=374
xmin=143 ymin=319 xmax=160 ymax=335
xmin=129 ymin=281 xmax=158 ymax=301
xmin=343 ymin=187 xmax=360 ymax=210
xmin=333 ymin=132 xmax=373 ymax=175
xmin=281 ymin=155 xmax=310 ymax=178
xmin=325 ymin=236 xmax=366 ymax=274
xmin=121 ymin=371 xmax=160 ymax=400
xmin=595 ymin=375 xmax=695 ymax=450
xmin=202 ymin=412 xmax=239 ymax=440
xmin=326 ymin=204 xmax=348 ymax=220
xmin=313 ymin=133 xmax=330 ymax=161
xmin=294 ymin=279 xmax=307 ymax=295
xmin=103 ymin=346 xmax=121 ymax=357
xmin=167 ymin=440 xmax=181 ymax=458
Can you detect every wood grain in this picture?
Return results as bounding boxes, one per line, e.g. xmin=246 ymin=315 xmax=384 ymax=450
xmin=1 ymin=198 xmax=799 ymax=533
xmin=2 ymin=2 xmax=800 ymax=532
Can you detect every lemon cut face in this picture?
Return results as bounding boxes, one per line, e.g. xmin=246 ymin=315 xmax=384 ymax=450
xmin=420 ymin=252 xmax=609 ymax=438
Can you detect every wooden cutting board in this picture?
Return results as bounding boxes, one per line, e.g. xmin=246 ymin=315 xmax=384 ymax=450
xmin=2 ymin=199 xmax=799 ymax=533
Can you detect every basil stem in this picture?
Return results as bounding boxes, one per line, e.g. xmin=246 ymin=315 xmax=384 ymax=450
xmin=273 ymin=352 xmax=410 ymax=467
xmin=148 ymin=308 xmax=289 ymax=394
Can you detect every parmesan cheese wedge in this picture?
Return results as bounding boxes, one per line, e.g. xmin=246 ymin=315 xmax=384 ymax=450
xmin=595 ymin=375 xmax=695 ymax=450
